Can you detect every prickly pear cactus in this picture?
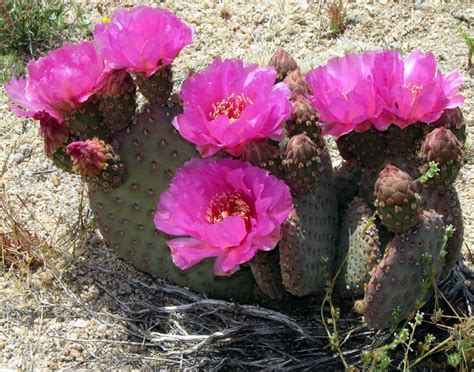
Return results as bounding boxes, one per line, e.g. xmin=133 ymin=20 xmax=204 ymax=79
xmin=334 ymin=160 xmax=361 ymax=218
xmin=336 ymin=197 xmax=381 ymax=298
xmin=363 ymin=210 xmax=447 ymax=330
xmin=6 ymin=18 xmax=467 ymax=336
xmin=279 ymin=145 xmax=339 ymax=296
xmin=249 ymin=249 xmax=287 ymax=300
xmin=88 ymin=103 xmax=259 ymax=302
xmin=421 ymin=187 xmax=464 ymax=275
xmin=336 ymin=129 xmax=386 ymax=168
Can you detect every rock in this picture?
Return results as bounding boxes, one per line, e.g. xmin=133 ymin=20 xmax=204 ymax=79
xmin=12 ymin=153 xmax=25 ymax=164
xmin=51 ymin=174 xmax=61 ymax=187
xmin=68 ymin=348 xmax=82 ymax=358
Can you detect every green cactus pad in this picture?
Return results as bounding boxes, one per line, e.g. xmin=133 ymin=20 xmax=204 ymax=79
xmin=336 ymin=197 xmax=381 ymax=298
xmin=99 ymin=90 xmax=137 ymax=132
xmin=385 ymin=124 xmax=424 ymax=158
xmin=249 ymin=250 xmax=288 ymax=300
xmin=336 ymin=128 xmax=386 ymax=168
xmin=67 ymin=100 xmax=110 ymax=141
xmin=89 ymin=102 xmax=259 ymax=302
xmin=334 ymin=160 xmax=361 ymax=217
xmin=421 ymin=187 xmax=464 ymax=274
xmin=420 ymin=159 xmax=462 ymax=192
xmin=363 ymin=210 xmax=446 ymax=330
xmin=135 ymin=67 xmax=173 ymax=105
xmin=48 ymin=147 xmax=73 ymax=173
xmin=279 ymin=148 xmax=338 ymax=296
xmin=375 ymin=196 xmax=421 ymax=234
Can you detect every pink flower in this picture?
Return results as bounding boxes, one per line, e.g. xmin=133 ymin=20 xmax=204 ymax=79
xmin=377 ymin=49 xmax=464 ymax=128
xmin=33 ymin=111 xmax=69 ymax=155
xmin=154 ymin=158 xmax=293 ymax=276
xmin=93 ymin=6 xmax=193 ymax=77
xmin=173 ymin=58 xmax=292 ymax=157
xmin=5 ymin=77 xmax=60 ymax=121
xmin=305 ymin=49 xmax=464 ymax=136
xmin=5 ymin=41 xmax=107 ymax=118
xmin=305 ymin=51 xmax=389 ymax=137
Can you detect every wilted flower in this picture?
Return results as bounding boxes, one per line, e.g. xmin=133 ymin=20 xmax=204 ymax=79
xmin=173 ymin=58 xmax=292 ymax=157
xmin=33 ymin=111 xmax=69 ymax=155
xmin=98 ymin=69 xmax=135 ymax=97
xmin=154 ymin=158 xmax=293 ymax=276
xmin=66 ymin=138 xmax=110 ymax=177
xmin=94 ymin=6 xmax=193 ymax=77
xmin=5 ymin=41 xmax=106 ymax=118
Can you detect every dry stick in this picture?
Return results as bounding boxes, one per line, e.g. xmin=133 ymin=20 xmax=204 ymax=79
xmin=134 ymin=299 xmax=307 ymax=336
xmin=91 ymin=266 xmax=307 ymax=336
xmin=64 ymin=260 xmax=312 ymax=359
xmin=409 ymin=335 xmax=454 ymax=369
xmin=167 ymin=325 xmax=247 ymax=356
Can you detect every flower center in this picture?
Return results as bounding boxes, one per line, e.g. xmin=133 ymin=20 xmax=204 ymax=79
xmin=206 ymin=191 xmax=251 ymax=226
xmin=209 ymin=93 xmax=253 ymax=122
xmin=411 ymin=84 xmax=422 ymax=98
xmin=404 ymin=83 xmax=422 ymax=99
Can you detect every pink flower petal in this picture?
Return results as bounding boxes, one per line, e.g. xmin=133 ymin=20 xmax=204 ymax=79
xmin=174 ymin=58 xmax=292 ymax=157
xmin=167 ymin=238 xmax=223 ymax=270
xmin=94 ymin=6 xmax=193 ymax=76
xmin=154 ymin=158 xmax=293 ymax=276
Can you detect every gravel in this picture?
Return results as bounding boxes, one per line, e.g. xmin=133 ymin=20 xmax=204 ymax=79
xmin=1 ymin=0 xmax=473 ymax=369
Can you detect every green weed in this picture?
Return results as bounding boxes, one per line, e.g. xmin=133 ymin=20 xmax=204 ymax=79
xmin=0 ymin=0 xmax=90 ymax=59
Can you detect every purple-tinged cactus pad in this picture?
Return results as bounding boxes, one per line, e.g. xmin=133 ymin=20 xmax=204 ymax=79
xmin=363 ymin=210 xmax=446 ymax=330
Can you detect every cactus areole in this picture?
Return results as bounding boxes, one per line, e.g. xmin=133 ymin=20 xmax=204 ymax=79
xmin=6 ymin=5 xmax=466 ymax=331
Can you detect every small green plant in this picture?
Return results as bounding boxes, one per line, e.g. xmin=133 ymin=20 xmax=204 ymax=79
xmin=459 ymin=26 xmax=474 ymax=70
xmin=400 ymin=312 xmax=424 ymax=371
xmin=327 ymin=0 xmax=346 ymax=35
xmin=0 ymin=52 xmax=25 ymax=83
xmin=320 ymin=255 xmax=349 ymax=370
xmin=417 ymin=161 xmax=440 ymax=184
xmin=0 ymin=0 xmax=90 ymax=59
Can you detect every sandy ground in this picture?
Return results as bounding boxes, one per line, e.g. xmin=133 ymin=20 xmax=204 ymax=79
xmin=0 ymin=0 xmax=473 ymax=369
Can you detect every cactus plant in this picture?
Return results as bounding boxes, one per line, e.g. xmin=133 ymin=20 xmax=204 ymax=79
xmin=362 ymin=210 xmax=447 ymax=330
xmin=5 ymin=6 xmax=467 ymax=333
xmin=336 ymin=197 xmax=381 ymax=298
xmin=89 ymin=104 xmax=261 ymax=302
xmin=279 ymin=148 xmax=339 ymax=296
